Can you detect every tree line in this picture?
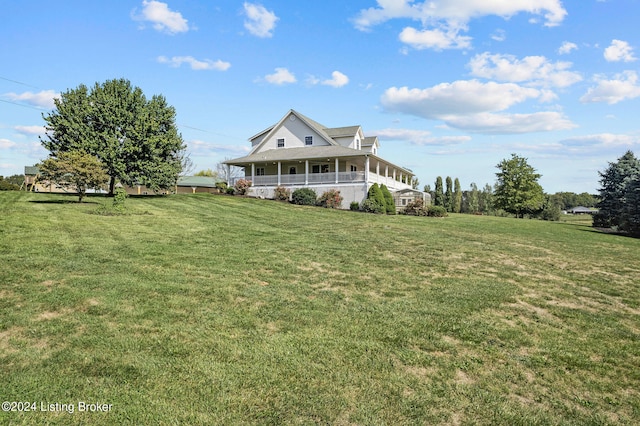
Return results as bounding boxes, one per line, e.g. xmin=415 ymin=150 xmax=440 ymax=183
xmin=426 ymin=154 xmax=598 ymax=219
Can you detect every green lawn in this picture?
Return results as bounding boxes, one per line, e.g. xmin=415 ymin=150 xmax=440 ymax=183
xmin=1 ymin=191 xmax=639 ymax=425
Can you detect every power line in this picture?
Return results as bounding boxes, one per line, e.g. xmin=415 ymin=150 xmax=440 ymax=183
xmin=0 ymin=76 xmax=40 ymax=89
xmin=0 ymin=99 xmax=45 ymax=111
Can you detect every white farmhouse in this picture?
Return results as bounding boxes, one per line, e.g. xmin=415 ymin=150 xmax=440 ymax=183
xmin=224 ymin=110 xmax=427 ymax=209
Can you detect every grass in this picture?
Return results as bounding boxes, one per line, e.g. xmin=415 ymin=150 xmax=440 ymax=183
xmin=1 ymin=191 xmax=639 ymax=425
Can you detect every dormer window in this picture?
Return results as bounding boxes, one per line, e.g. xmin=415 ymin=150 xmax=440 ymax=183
xmin=305 ymin=136 xmax=313 ymax=146
xmin=356 ymin=139 xmax=361 ymax=150
xmin=277 ymin=138 xmax=285 ymax=148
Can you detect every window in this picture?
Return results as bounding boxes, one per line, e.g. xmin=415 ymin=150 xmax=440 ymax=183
xmin=311 ymin=164 xmax=330 ymax=173
xmin=305 ymin=136 xmax=313 ymax=146
xmin=350 ymin=165 xmax=357 ymax=172
xmin=289 ymin=167 xmax=297 ymax=174
xmin=277 ymin=138 xmax=285 ymax=148
xmin=256 ymin=167 xmax=265 ymax=176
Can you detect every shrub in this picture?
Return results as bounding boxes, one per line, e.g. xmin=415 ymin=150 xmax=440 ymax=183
xmin=380 ymin=184 xmax=396 ymax=215
xmin=317 ymin=189 xmax=343 ymax=209
xmin=273 ymin=186 xmax=291 ymax=201
xmin=233 ymin=179 xmax=252 ymax=195
xmin=291 ymin=188 xmax=317 ymax=205
xmin=360 ymin=198 xmax=385 ymax=214
xmin=226 ymin=186 xmax=235 ymax=195
xmin=112 ymin=187 xmax=128 ymax=212
xmin=402 ymin=198 xmax=428 ymax=216
xmin=428 ymin=205 xmax=448 ymax=217
xmin=350 ymin=201 xmax=360 ymax=211
xmin=215 ymin=181 xmax=228 ymax=193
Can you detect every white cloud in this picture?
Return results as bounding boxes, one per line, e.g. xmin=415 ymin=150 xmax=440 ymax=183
xmin=157 ymin=56 xmax=230 ymax=71
xmin=353 ymin=0 xmax=566 ymax=50
xmin=559 ymin=133 xmax=637 ymax=148
xmin=491 ymin=29 xmax=506 ymax=42
xmin=3 ymin=90 xmax=59 ymax=109
xmin=580 ymin=71 xmax=640 ymax=104
xmin=441 ymin=111 xmax=576 ymax=134
xmin=381 ymin=80 xmax=576 ymax=134
xmin=604 ymin=39 xmax=636 ymax=62
xmin=0 ymin=138 xmax=17 ymax=149
xmin=468 ymin=52 xmax=582 ymax=88
xmin=134 ymin=0 xmax=190 ymax=34
xmin=321 ymin=71 xmax=349 ymax=88
xmin=375 ymin=128 xmax=470 ymax=145
xmin=558 ymin=41 xmax=577 ymax=55
xmin=14 ymin=125 xmax=46 ymax=136
xmin=243 ymin=3 xmax=278 ymax=38
xmin=399 ymin=25 xmax=471 ymax=50
xmin=263 ymin=68 xmax=296 ymax=85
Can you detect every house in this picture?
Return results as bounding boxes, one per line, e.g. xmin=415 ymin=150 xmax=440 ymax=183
xmin=393 ymin=188 xmax=432 ymax=213
xmin=568 ymin=206 xmax=597 ymax=215
xmin=224 ymin=110 xmax=425 ymax=209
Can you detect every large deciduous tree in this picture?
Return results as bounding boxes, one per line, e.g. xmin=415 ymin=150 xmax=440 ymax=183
xmin=494 ymin=154 xmax=544 ymax=218
xmin=38 ymin=151 xmax=108 ymax=202
xmin=41 ymin=78 xmax=186 ymax=195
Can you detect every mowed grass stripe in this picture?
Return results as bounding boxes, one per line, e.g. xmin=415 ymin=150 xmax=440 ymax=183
xmin=1 ymin=192 xmax=639 ymax=425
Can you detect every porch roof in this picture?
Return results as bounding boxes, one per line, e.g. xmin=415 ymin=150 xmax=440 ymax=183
xmin=224 ymin=146 xmax=413 ymax=175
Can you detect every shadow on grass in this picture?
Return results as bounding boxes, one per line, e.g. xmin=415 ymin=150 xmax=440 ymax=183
xmin=579 ymin=226 xmax=640 ymax=239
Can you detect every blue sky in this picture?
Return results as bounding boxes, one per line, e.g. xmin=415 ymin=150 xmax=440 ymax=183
xmin=1 ymin=0 xmax=639 ymax=193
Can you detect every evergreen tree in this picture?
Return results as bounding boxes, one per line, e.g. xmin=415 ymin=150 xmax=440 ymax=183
xmin=594 ymin=151 xmax=640 ymax=229
xmin=367 ymin=183 xmax=386 ymax=211
xmin=444 ymin=176 xmax=453 ymax=212
xmin=621 ymin=174 xmax=640 ymax=235
xmin=41 ymin=78 xmax=186 ymax=195
xmin=468 ymin=183 xmax=480 ymax=214
xmin=380 ymin=184 xmax=396 ymax=214
xmin=453 ymin=178 xmax=462 ymax=213
xmin=434 ymin=177 xmax=444 ymax=207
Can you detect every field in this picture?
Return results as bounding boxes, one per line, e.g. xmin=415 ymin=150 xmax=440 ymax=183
xmin=1 ymin=191 xmax=639 ymax=425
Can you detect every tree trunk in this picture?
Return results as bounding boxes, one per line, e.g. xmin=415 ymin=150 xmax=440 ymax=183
xmin=109 ymin=176 xmax=116 ymax=197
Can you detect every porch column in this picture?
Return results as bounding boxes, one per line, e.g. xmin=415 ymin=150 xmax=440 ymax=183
xmin=277 ymin=162 xmax=281 ymax=186
xmin=335 ymin=158 xmax=339 ymax=183
xmin=251 ymin=163 xmax=255 ymax=183
xmin=364 ymin=156 xmax=370 ymax=182
xmin=393 ymin=168 xmax=396 ymax=182
xmin=385 ymin=165 xmax=389 ymax=187
xmin=305 ymin=160 xmax=309 ymax=185
xmin=376 ymin=161 xmax=380 ymax=178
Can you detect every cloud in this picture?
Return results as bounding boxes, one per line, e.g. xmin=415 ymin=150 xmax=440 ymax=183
xmin=14 ymin=125 xmax=46 ymax=136
xmin=580 ymin=71 xmax=640 ymax=104
xmin=558 ymin=41 xmax=577 ymax=55
xmin=399 ymin=25 xmax=471 ymax=50
xmin=3 ymin=90 xmax=59 ymax=109
xmin=468 ymin=52 xmax=582 ymax=88
xmin=0 ymin=138 xmax=17 ymax=149
xmin=353 ymin=0 xmax=566 ymax=50
xmin=321 ymin=71 xmax=349 ymax=88
xmin=134 ymin=0 xmax=190 ymax=34
xmin=263 ymin=68 xmax=296 ymax=85
xmin=491 ymin=29 xmax=506 ymax=42
xmin=375 ymin=128 xmax=471 ymax=145
xmin=157 ymin=56 xmax=231 ymax=71
xmin=188 ymin=139 xmax=250 ymax=154
xmin=604 ymin=39 xmax=636 ymax=62
xmin=381 ymin=80 xmax=576 ymax=134
xmin=243 ymin=3 xmax=278 ymax=38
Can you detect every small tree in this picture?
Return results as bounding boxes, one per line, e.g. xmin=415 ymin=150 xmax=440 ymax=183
xmin=468 ymin=183 xmax=480 ymax=214
xmin=366 ymin=183 xmax=386 ymax=213
xmin=434 ymin=176 xmax=444 ymax=207
xmin=38 ymin=151 xmax=108 ymax=202
xmin=494 ymin=154 xmax=545 ymax=218
xmin=380 ymin=184 xmax=396 ymax=214
xmin=453 ymin=178 xmax=462 ymax=213
xmin=444 ymin=176 xmax=453 ymax=212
